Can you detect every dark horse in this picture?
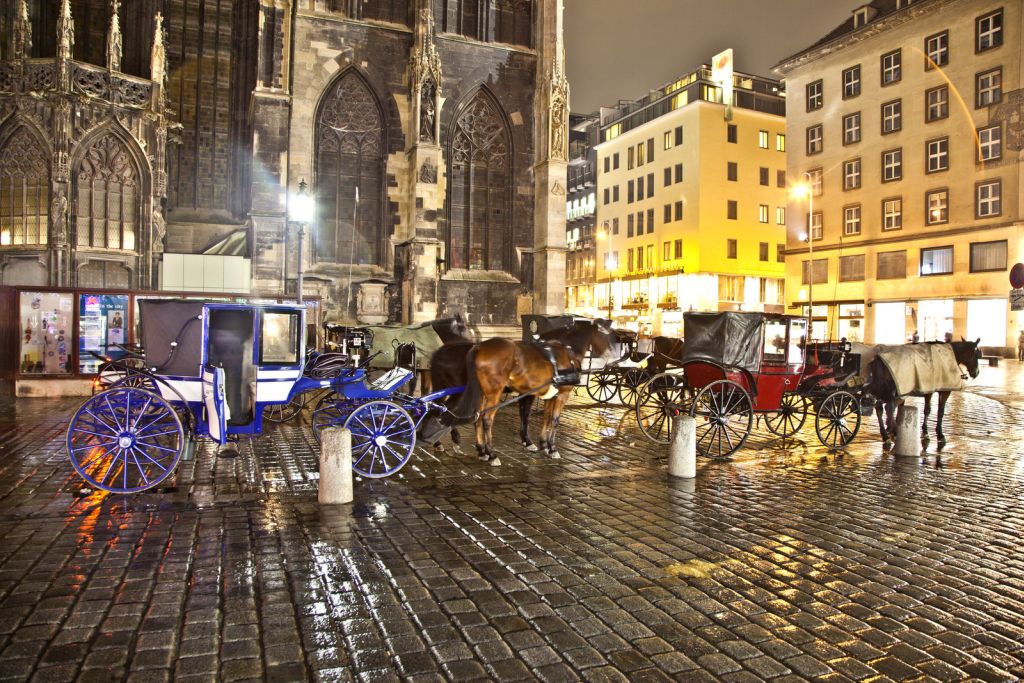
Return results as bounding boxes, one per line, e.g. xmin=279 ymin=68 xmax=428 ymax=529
xmin=648 ymin=336 xmax=685 ymax=375
xmin=423 ymin=320 xmax=613 ymax=465
xmin=866 ymin=339 xmax=981 ymax=443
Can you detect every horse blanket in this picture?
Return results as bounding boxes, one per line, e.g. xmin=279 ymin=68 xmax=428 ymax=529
xmin=364 ymin=324 xmax=445 ymax=370
xmin=877 ymin=344 xmax=964 ymax=395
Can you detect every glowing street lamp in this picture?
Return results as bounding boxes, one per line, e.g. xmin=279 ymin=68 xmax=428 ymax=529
xmin=289 ymin=179 xmax=315 ymax=303
xmin=790 ymin=174 xmax=814 ymax=331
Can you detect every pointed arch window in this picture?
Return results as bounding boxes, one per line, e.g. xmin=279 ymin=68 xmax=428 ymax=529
xmin=315 ymin=71 xmax=385 ymax=266
xmin=448 ymin=91 xmax=511 ymax=271
xmin=74 ymin=133 xmax=140 ymax=251
xmin=0 ymin=126 xmax=50 ymax=246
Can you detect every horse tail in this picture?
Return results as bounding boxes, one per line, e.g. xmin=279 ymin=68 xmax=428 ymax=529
xmin=444 ymin=346 xmax=482 ymax=425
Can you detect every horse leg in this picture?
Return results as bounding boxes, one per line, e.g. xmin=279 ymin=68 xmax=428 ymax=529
xmin=449 ymin=424 xmax=463 ymax=454
xmin=921 ymin=394 xmax=931 ymax=438
xmin=936 ymin=391 xmax=949 ymax=441
xmin=545 ymin=391 xmax=571 ymax=459
xmin=419 ymin=370 xmax=431 ymax=396
xmin=519 ymin=394 xmax=537 ymax=451
xmin=538 ymin=399 xmax=556 ymax=456
xmin=875 ymin=400 xmax=889 ymax=441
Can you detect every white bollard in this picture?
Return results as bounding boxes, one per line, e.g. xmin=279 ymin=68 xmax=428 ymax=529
xmin=669 ymin=415 xmax=697 ymax=479
xmin=893 ymin=404 xmax=922 ymax=458
xmin=319 ymin=427 xmax=354 ymax=504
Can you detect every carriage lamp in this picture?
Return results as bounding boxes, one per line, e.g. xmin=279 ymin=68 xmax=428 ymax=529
xmin=290 ymin=179 xmax=316 ymax=304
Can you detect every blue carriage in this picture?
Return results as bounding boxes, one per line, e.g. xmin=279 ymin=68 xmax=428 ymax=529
xmin=66 ymin=300 xmax=462 ymax=493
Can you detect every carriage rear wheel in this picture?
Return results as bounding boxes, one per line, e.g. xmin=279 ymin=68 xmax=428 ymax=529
xmin=344 ymin=400 xmax=416 ymax=478
xmin=618 ymin=368 xmax=650 ymax=407
xmin=586 ymin=368 xmax=618 ymax=404
xmin=690 ymin=379 xmax=753 ymax=459
xmin=67 ymin=387 xmax=184 ymax=493
xmin=764 ymin=394 xmax=809 ymax=437
xmin=635 ymin=372 xmax=689 ymax=444
xmin=815 ymin=391 xmax=861 ymax=449
xmin=311 ymin=393 xmax=351 ymax=444
xmin=264 ymin=392 xmax=306 ymax=424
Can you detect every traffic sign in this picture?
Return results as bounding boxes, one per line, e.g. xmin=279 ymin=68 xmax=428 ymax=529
xmin=1010 ymin=262 xmax=1024 ymax=289
xmin=1011 ymin=288 xmax=1024 ymax=312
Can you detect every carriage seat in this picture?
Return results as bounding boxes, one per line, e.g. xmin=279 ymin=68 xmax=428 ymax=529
xmin=531 ymin=341 xmax=581 ymax=387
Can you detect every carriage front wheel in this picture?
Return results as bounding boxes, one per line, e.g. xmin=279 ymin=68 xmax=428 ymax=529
xmin=618 ymin=368 xmax=651 ymax=408
xmin=764 ymin=394 xmax=809 ymax=438
xmin=586 ymin=368 xmax=618 ymax=404
xmin=690 ymin=379 xmax=753 ymax=459
xmin=67 ymin=387 xmax=184 ymax=493
xmin=635 ymin=372 xmax=689 ymax=445
xmin=343 ymin=400 xmax=416 ymax=478
xmin=815 ymin=391 xmax=861 ymax=449
xmin=264 ymin=392 xmax=307 ymax=424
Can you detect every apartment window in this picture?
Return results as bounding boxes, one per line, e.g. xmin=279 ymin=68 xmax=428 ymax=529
xmin=602 ymin=157 xmax=609 ymax=173
xmin=664 ymin=167 xmax=672 ymax=187
xmin=809 ymin=168 xmax=823 ymax=196
xmin=843 ymin=205 xmax=862 ymax=235
xmin=627 ymin=147 xmax=634 ymax=170
xmin=877 ymin=251 xmax=906 ymax=279
xmin=758 ymin=130 xmax=769 ymax=149
xmin=646 ymin=208 xmax=654 ymax=231
xmin=612 ymin=217 xmax=619 ymax=235
xmin=776 ymin=133 xmax=785 ymax=152
xmin=613 ymin=185 xmax=620 ymax=202
xmin=881 ymin=99 xmax=902 ymax=133
xmin=727 ymin=200 xmax=737 ymax=220
xmin=926 ymin=137 xmax=949 ymax=173
xmin=759 ymin=204 xmax=769 ymax=223
xmin=970 ymin=240 xmax=1007 ymax=272
xmin=802 ymin=259 xmax=828 ymax=285
xmin=675 ymin=126 xmax=683 ymax=146
xmin=627 ymin=249 xmax=634 ymax=271
xmin=806 ymin=80 xmax=823 ymax=111
xmin=978 ymin=124 xmax=1002 ymax=162
xmin=637 ymin=210 xmax=645 ymax=234
xmin=920 ymin=246 xmax=953 ymax=276
xmin=926 ymin=86 xmax=949 ymax=122
xmin=977 ymin=68 xmax=1002 ymax=107
xmin=839 ymin=254 xmax=865 ymax=282
xmin=882 ymin=148 xmax=902 ymax=182
xmin=663 ymin=241 xmax=671 ymax=260
xmin=926 ymin=189 xmax=948 ymax=224
xmin=727 ymin=124 xmax=737 ymax=143
xmin=759 ymin=167 xmax=769 ymax=186
xmin=727 ymin=162 xmax=738 ymax=181
xmin=674 ymin=201 xmax=683 ymax=221
xmin=777 ymin=170 xmax=786 ymax=188
xmin=881 ymin=49 xmax=901 ymax=85
xmin=613 ymin=153 xmax=619 ymax=169
xmin=883 ymin=197 xmax=902 ymax=230
xmin=842 ymin=65 xmax=861 ymax=98
xmin=627 ymin=214 xmax=634 ymax=237
xmin=843 ymin=159 xmax=861 ymax=190
xmin=776 ymin=207 xmax=786 ymax=225
xmin=674 ymin=239 xmax=683 ymax=258
xmin=727 ymin=239 xmax=737 ymax=259
xmin=777 ymin=244 xmax=785 ymax=263
xmin=627 ymin=180 xmax=634 ymax=203
xmin=810 ymin=212 xmax=823 ymax=240
xmin=807 ymin=125 xmax=823 ymax=155
xmin=759 ymin=242 xmax=769 ymax=262
xmin=843 ymin=113 xmax=861 ymax=145
xmin=925 ymin=30 xmax=948 ymax=68
xmin=674 ymin=163 xmax=683 ymax=183
xmin=976 ymin=9 xmax=1003 ymax=52
xmin=637 ymin=141 xmax=646 ymax=167
xmin=647 ymin=138 xmax=655 ymax=163
xmin=647 ymin=173 xmax=655 ymax=198
xmin=664 ymin=130 xmax=673 ymax=150
xmin=663 ymin=204 xmax=672 ymax=223
xmin=977 ymin=179 xmax=1001 ymax=217
xmin=603 ymin=188 xmax=610 ymax=205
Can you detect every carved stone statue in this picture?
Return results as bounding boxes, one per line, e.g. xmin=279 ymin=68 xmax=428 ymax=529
xmin=152 ymin=211 xmax=166 ymax=252
xmin=419 ymin=79 xmax=436 ymax=143
xmin=50 ymin=189 xmax=68 ymax=245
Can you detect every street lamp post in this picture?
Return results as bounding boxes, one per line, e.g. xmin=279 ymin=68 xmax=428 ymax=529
xmin=791 ymin=172 xmax=814 ymax=335
xmin=290 ymin=179 xmax=315 ymax=304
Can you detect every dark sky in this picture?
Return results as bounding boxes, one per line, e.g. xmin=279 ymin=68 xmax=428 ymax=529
xmin=565 ymin=0 xmax=864 ymax=113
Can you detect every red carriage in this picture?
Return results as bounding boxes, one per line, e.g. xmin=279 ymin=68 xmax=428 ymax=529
xmin=635 ymin=311 xmax=867 ymax=458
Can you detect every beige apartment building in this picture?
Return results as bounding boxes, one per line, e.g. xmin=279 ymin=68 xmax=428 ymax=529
xmin=592 ymin=60 xmax=789 ymax=337
xmin=775 ymin=0 xmax=1022 ymax=351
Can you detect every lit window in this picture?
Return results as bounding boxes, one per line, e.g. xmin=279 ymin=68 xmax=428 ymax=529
xmin=926 ymin=86 xmax=948 ymax=122
xmin=926 ymin=189 xmax=948 ymax=225
xmin=843 ymin=205 xmax=861 ymax=235
xmin=881 ymin=49 xmax=901 ymax=85
xmin=758 ymin=130 xmax=769 ymax=149
xmin=842 ymin=65 xmax=861 ymax=98
xmin=925 ymin=30 xmax=948 ymax=68
xmin=843 ymin=159 xmax=861 ymax=190
xmin=664 ymin=130 xmax=673 ymax=150
xmin=976 ymin=9 xmax=1003 ymax=52
xmin=776 ymin=133 xmax=786 ymax=152
xmin=637 ymin=142 xmax=646 ymax=167
xmin=605 ymin=124 xmax=621 ymax=141
xmin=882 ymin=99 xmax=901 ymax=133
xmin=810 ymin=212 xmax=823 ymax=240
xmin=978 ymin=125 xmax=1001 ymax=162
xmin=806 ymin=125 xmax=823 ymax=155
xmin=883 ymin=197 xmax=902 ymax=230
xmin=808 ymin=168 xmax=823 ymax=196
xmin=843 ymin=113 xmax=861 ymax=145
xmin=776 ymin=207 xmax=786 ymax=225
xmin=759 ymin=204 xmax=769 ymax=223
xmin=806 ymin=80 xmax=823 ymax=111
xmin=977 ymin=179 xmax=1001 ymax=217
xmin=977 ymin=68 xmax=1002 ymax=108
xmin=882 ymin=148 xmax=902 ymax=182
xmin=920 ymin=246 xmax=953 ymax=276
xmin=926 ymin=137 xmax=949 ymax=173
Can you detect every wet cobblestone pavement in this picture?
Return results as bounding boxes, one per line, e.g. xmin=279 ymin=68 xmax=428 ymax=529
xmin=1 ymin=373 xmax=1023 ymax=682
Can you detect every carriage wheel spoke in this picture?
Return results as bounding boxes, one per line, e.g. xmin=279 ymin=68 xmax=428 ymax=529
xmin=84 ymin=409 xmax=119 ymax=433
xmin=130 ymin=396 xmax=154 ymax=430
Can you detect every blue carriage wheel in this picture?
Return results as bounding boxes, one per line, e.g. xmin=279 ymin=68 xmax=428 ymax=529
xmin=311 ymin=393 xmax=351 ymax=444
xmin=66 ymin=387 xmax=184 ymax=494
xmin=342 ymin=400 xmax=416 ymax=479
xmin=108 ymin=373 xmax=158 ymax=392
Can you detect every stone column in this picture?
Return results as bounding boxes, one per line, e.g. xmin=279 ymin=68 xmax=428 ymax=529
xmin=532 ymin=0 xmax=568 ymax=315
xmin=400 ymin=0 xmax=444 ymax=323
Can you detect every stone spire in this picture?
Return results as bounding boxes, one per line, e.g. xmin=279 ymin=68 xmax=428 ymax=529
xmin=12 ymin=0 xmax=32 ymax=60
xmin=56 ymin=0 xmax=74 ymax=62
xmin=107 ymin=0 xmax=122 ymax=71
xmin=410 ymin=0 xmax=442 ymax=144
xmin=150 ymin=12 xmax=166 ymax=87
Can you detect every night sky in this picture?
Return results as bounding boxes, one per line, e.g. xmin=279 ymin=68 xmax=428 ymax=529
xmin=565 ymin=0 xmax=866 ymax=113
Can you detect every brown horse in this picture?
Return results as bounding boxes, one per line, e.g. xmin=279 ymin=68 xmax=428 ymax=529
xmin=429 ymin=320 xmax=612 ymax=466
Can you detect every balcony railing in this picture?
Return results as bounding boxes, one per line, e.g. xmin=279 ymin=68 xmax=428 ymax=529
xmin=0 ymin=58 xmax=155 ymax=110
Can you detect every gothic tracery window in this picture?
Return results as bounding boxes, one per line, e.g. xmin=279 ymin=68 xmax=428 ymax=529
xmin=315 ymin=71 xmax=385 ymax=266
xmin=0 ymin=126 xmax=50 ymax=247
xmin=447 ymin=91 xmax=511 ymax=271
xmin=74 ymin=133 xmax=139 ymax=251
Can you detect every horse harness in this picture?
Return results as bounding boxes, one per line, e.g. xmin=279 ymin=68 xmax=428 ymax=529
xmin=530 ymin=341 xmax=582 ymax=387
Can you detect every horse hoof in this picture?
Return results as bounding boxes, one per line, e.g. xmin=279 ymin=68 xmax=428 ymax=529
xmin=548 ymin=450 xmax=561 ymax=459
xmin=489 ymin=457 xmax=502 ymax=467
xmin=452 ymin=446 xmax=463 ymax=455
xmin=525 ymin=444 xmax=539 ymax=452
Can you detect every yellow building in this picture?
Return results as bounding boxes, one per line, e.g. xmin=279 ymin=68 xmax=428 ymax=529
xmin=775 ymin=0 xmax=1023 ymax=351
xmin=591 ymin=59 xmax=789 ymax=337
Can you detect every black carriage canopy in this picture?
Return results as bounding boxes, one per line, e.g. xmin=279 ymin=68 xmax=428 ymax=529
xmin=681 ymin=311 xmax=765 ymax=372
xmin=138 ymin=299 xmax=206 ymax=377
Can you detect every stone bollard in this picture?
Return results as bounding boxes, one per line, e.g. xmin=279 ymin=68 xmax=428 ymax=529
xmin=893 ymin=404 xmax=921 ymax=458
xmin=669 ymin=415 xmax=696 ymax=479
xmin=319 ymin=427 xmax=353 ymax=504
